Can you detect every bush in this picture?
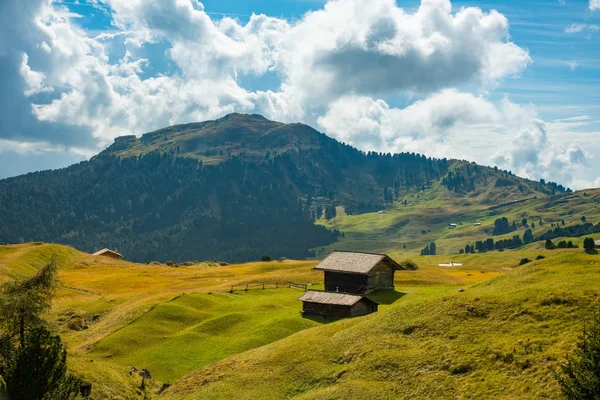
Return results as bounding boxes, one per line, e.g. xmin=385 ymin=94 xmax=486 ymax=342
xmin=545 ymin=239 xmax=556 ymax=250
xmin=519 ymin=258 xmax=532 ymax=266
xmin=536 ymin=255 xmax=545 ymax=260
xmin=261 ymin=255 xmax=272 ymax=262
xmin=556 ymin=309 xmax=600 ymax=398
xmin=400 ymin=259 xmax=419 ymax=270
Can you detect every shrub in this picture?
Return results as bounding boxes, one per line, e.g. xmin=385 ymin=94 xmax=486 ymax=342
xmin=400 ymin=259 xmax=419 ymax=270
xmin=556 ymin=309 xmax=600 ymax=398
xmin=545 ymin=239 xmax=556 ymax=250
xmin=536 ymin=255 xmax=545 ymax=260
xmin=519 ymin=258 xmax=532 ymax=266
xmin=261 ymin=255 xmax=272 ymax=262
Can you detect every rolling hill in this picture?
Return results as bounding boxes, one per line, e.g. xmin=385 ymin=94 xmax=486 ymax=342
xmin=0 ymin=113 xmax=569 ymax=263
xmin=1 ymin=241 xmax=598 ymax=399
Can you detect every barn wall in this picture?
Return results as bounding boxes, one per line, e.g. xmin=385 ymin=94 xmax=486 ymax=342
xmin=302 ymin=302 xmax=352 ymax=318
xmin=366 ymin=261 xmax=395 ymax=293
xmin=100 ymin=252 xmax=121 ymax=260
xmin=324 ymin=271 xmax=368 ymax=294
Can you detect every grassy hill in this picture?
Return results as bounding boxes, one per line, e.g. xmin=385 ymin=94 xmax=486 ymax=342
xmin=2 ymin=242 xmax=598 ymax=399
xmin=163 ymin=251 xmax=599 ymax=399
xmin=318 ymin=186 xmax=600 ymax=259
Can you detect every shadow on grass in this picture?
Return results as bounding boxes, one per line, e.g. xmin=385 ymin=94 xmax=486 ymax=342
xmin=367 ymin=290 xmax=406 ymax=305
xmin=300 ymin=314 xmax=334 ymax=324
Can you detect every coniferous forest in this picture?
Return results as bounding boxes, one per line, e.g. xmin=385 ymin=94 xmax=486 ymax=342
xmin=0 ymin=114 xmax=450 ymax=262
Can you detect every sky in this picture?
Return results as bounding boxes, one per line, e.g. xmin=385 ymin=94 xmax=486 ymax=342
xmin=0 ymin=0 xmax=599 ymax=189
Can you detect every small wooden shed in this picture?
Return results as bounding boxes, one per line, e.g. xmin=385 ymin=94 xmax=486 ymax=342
xmin=299 ymin=290 xmax=378 ymax=319
xmin=314 ymin=251 xmax=403 ymax=294
xmin=92 ymin=248 xmax=123 ymax=260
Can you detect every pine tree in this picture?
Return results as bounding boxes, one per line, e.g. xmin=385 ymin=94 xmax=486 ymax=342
xmin=556 ymin=309 xmax=600 ymax=399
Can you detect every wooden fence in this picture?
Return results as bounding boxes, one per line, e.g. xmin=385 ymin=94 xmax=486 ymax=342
xmin=228 ymin=281 xmax=308 ymax=293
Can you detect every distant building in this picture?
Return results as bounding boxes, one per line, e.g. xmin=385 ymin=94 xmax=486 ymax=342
xmin=299 ymin=290 xmax=378 ymax=319
xmin=313 ymin=251 xmax=404 ymax=294
xmin=92 ymin=248 xmax=123 ymax=260
xmin=595 ymin=240 xmax=600 ymax=249
xmin=449 ymin=223 xmax=457 ymax=229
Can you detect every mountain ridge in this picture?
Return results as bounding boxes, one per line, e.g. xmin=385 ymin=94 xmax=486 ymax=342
xmin=0 ymin=113 xmax=570 ymax=262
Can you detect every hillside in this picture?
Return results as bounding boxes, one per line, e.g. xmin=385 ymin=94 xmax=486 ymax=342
xmin=2 ymin=242 xmax=598 ymax=399
xmin=162 ymin=252 xmax=599 ymax=399
xmin=0 ymin=113 xmax=568 ymax=263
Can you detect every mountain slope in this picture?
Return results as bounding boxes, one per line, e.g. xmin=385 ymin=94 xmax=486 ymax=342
xmin=162 ymin=252 xmax=598 ymax=399
xmin=0 ymin=113 xmax=568 ymax=262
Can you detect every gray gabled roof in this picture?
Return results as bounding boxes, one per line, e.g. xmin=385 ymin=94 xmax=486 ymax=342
xmin=92 ymin=248 xmax=122 ymax=257
xmin=313 ymin=251 xmax=402 ymax=274
xmin=299 ymin=290 xmax=377 ymax=306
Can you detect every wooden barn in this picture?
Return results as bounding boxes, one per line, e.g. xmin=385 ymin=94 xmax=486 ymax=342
xmin=299 ymin=290 xmax=378 ymax=319
xmin=92 ymin=248 xmax=122 ymax=260
xmin=314 ymin=251 xmax=403 ymax=294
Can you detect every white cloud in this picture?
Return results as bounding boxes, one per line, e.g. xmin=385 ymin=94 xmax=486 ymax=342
xmin=591 ymin=0 xmax=600 ymax=11
xmin=568 ymin=60 xmax=579 ymax=70
xmin=317 ymin=91 xmax=593 ymax=187
xmin=0 ymin=0 xmax=595 ymax=188
xmin=19 ymin=53 xmax=53 ymax=96
xmin=565 ymin=23 xmax=599 ymax=33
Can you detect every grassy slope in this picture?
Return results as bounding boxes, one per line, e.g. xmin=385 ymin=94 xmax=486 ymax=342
xmin=0 ymin=243 xmax=518 ymax=399
xmin=319 ymin=186 xmax=600 ymax=258
xmin=163 ymin=251 xmax=600 ymax=400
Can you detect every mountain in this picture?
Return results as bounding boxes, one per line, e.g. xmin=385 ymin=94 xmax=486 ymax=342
xmin=0 ymin=113 xmax=569 ymax=263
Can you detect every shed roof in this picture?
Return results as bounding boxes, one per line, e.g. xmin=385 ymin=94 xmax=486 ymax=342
xmin=92 ymin=248 xmax=123 ymax=257
xmin=313 ymin=251 xmax=403 ymax=274
xmin=299 ymin=290 xmax=377 ymax=306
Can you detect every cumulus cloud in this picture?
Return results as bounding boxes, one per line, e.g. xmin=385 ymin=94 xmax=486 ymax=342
xmin=591 ymin=0 xmax=600 ymax=11
xmin=0 ymin=0 xmax=595 ymax=188
xmin=317 ymin=92 xmax=591 ymax=186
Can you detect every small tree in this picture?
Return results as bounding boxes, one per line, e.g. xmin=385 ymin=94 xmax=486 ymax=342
xmin=556 ymin=309 xmax=600 ymax=399
xmin=583 ymin=238 xmax=596 ymax=254
xmin=0 ymin=257 xmax=57 ymax=347
xmin=545 ymin=239 xmax=556 ymax=250
xmin=1 ymin=326 xmax=80 ymax=400
xmin=261 ymin=255 xmax=272 ymax=262
xmin=523 ymin=229 xmax=534 ymax=244
xmin=581 ymin=216 xmax=587 ymax=223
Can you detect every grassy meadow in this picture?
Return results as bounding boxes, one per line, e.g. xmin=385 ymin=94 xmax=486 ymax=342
xmin=164 ymin=251 xmax=600 ymax=400
xmin=1 ymin=185 xmax=599 ymax=400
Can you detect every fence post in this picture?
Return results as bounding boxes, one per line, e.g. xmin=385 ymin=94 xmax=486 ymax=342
xmin=230 ymin=285 xmax=233 ymax=293
xmin=276 ymin=281 xmax=278 ymax=289
xmin=245 ymin=284 xmax=248 ymax=292
xmin=262 ymin=283 xmax=265 ymax=290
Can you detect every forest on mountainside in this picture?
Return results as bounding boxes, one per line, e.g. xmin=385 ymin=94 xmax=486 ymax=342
xmin=0 ymin=115 xmax=570 ymax=262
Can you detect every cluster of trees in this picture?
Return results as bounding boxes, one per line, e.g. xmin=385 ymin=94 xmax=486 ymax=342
xmin=0 ymin=258 xmax=81 ymax=399
xmin=461 ymin=235 xmax=524 ymax=254
xmin=538 ymin=222 xmax=600 ymax=242
xmin=492 ymin=217 xmax=517 ymax=235
xmin=545 ymin=239 xmax=578 ymax=250
xmin=420 ymin=242 xmax=437 ymax=256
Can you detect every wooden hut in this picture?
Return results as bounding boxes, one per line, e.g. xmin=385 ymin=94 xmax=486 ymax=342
xmin=92 ymin=248 xmax=122 ymax=260
xmin=314 ymin=251 xmax=403 ymax=294
xmin=299 ymin=290 xmax=378 ymax=319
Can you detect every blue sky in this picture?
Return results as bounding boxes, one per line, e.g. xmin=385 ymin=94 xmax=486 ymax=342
xmin=0 ymin=0 xmax=599 ymax=188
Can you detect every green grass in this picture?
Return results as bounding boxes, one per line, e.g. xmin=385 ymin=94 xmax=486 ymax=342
xmin=163 ymin=252 xmax=600 ymax=399
xmin=318 ymin=188 xmax=600 ymax=260
xmin=90 ymin=289 xmax=328 ymax=382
